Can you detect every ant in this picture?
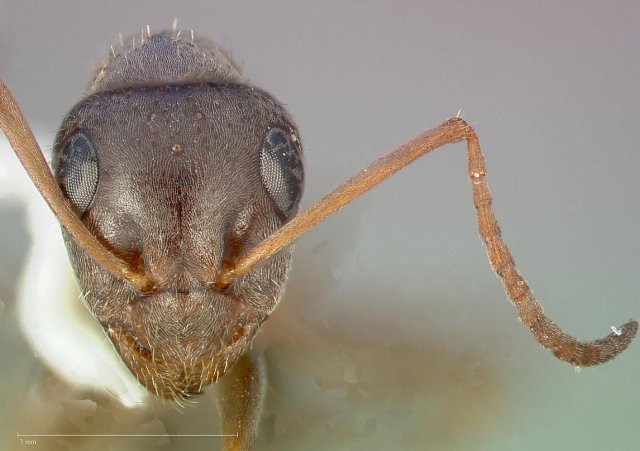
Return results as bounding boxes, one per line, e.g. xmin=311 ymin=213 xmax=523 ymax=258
xmin=0 ymin=27 xmax=636 ymax=450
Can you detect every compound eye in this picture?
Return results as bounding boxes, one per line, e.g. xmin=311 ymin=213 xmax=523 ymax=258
xmin=57 ymin=131 xmax=99 ymax=213
xmin=260 ymin=126 xmax=304 ymax=218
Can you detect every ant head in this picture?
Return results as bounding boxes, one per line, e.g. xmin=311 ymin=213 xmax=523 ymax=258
xmin=50 ymin=31 xmax=303 ymax=399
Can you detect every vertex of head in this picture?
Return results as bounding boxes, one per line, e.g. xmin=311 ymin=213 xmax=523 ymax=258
xmin=90 ymin=30 xmax=245 ymax=94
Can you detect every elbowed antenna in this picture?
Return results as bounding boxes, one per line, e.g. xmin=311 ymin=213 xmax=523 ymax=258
xmin=0 ymin=77 xmax=153 ymax=293
xmin=219 ymin=117 xmax=638 ymax=366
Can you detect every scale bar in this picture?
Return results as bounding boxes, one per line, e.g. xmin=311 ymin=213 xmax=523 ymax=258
xmin=17 ymin=433 xmax=238 ymax=437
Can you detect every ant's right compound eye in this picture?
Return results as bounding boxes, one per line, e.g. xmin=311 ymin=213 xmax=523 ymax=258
xmin=259 ymin=126 xmax=304 ymax=219
xmin=57 ymin=131 xmax=99 ymax=214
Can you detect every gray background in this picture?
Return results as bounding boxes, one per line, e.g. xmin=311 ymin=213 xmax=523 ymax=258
xmin=1 ymin=1 xmax=639 ymax=450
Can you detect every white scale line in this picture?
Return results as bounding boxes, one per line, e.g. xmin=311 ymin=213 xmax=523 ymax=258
xmin=17 ymin=433 xmax=238 ymax=437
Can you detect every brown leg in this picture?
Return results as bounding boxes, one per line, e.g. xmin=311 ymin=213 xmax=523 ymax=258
xmin=216 ymin=351 xmax=266 ymax=451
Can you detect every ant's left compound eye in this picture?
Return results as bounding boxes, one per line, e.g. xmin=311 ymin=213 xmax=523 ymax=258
xmin=260 ymin=126 xmax=304 ymax=218
xmin=57 ymin=131 xmax=99 ymax=214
